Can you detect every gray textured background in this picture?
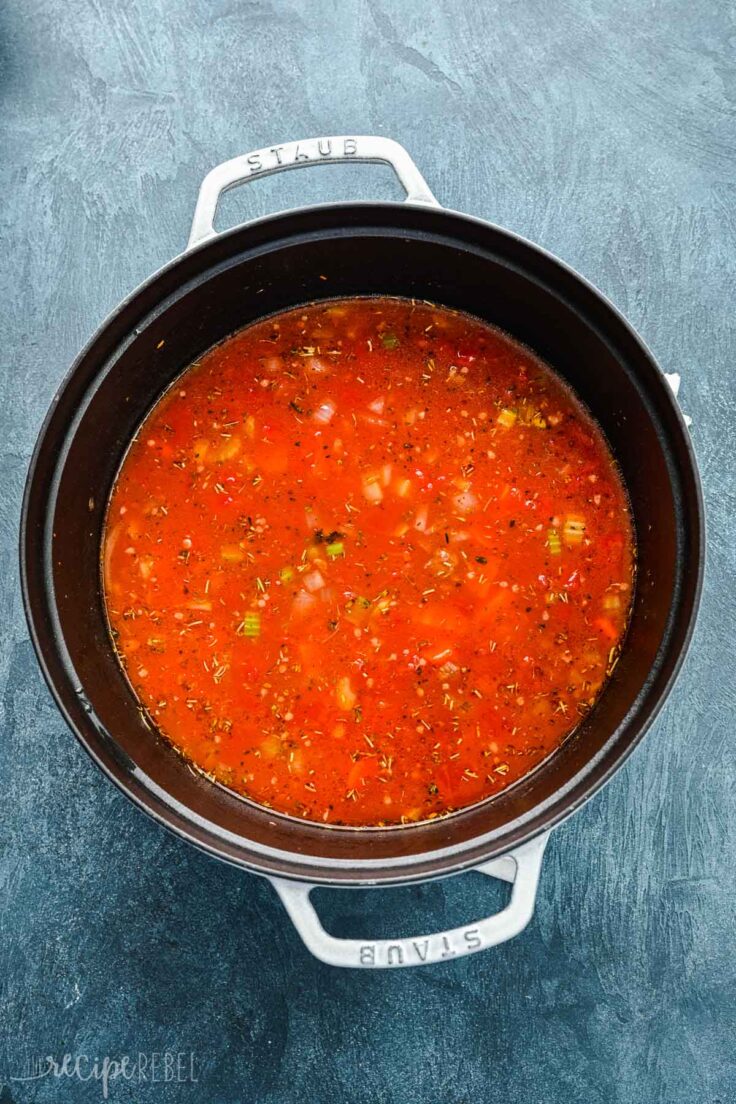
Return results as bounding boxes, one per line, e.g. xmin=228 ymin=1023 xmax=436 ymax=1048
xmin=1 ymin=1 xmax=735 ymax=1102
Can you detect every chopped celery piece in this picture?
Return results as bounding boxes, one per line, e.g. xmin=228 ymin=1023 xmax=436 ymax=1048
xmin=497 ymin=408 xmax=517 ymax=428
xmin=547 ymin=529 xmax=562 ymax=555
xmin=336 ymin=676 xmax=357 ymax=710
xmin=563 ymin=516 xmax=586 ymax=544
xmin=240 ymin=612 xmax=261 ymax=637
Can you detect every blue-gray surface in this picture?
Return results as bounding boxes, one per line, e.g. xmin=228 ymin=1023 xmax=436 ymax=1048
xmin=1 ymin=1 xmax=734 ymax=1101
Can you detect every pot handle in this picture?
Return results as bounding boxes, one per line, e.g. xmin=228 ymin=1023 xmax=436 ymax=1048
xmin=188 ymin=135 xmax=439 ymax=249
xmin=269 ymin=832 xmax=549 ymax=969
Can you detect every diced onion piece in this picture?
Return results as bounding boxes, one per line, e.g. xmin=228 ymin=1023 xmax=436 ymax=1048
xmin=362 ymin=474 xmax=383 ymax=503
xmin=244 ymin=415 xmax=256 ymax=439
xmin=368 ymin=397 xmax=385 ymax=415
xmin=453 ymin=490 xmax=478 ymax=513
xmin=395 ymin=478 xmax=413 ymax=498
xmin=187 ymin=599 xmax=212 ymax=611
xmin=305 ymin=357 xmax=328 ymax=374
xmin=221 ymin=544 xmax=245 ymax=563
xmin=292 ymin=589 xmax=317 ymax=615
xmin=214 ymin=436 xmax=242 ymax=461
xmin=362 ymin=413 xmax=389 ymax=428
xmin=497 ymin=408 xmax=517 ymax=428
xmin=313 ymin=400 xmax=336 ymax=425
xmin=138 ymin=554 xmax=155 ymax=580
xmin=438 ymin=661 xmax=459 ymax=680
xmin=430 ymin=548 xmax=458 ymax=575
xmin=563 ymin=516 xmax=586 ymax=545
xmin=290 ymin=749 xmax=305 ymax=774
xmin=414 ymin=505 xmax=429 ymax=532
xmin=403 ymin=409 xmax=418 ymax=426
xmin=304 ymin=569 xmax=326 ymax=592
xmin=260 ymin=734 xmax=281 ymax=759
xmin=602 ymin=593 xmax=621 ymax=611
xmin=422 ymin=645 xmax=455 ymax=665
xmin=336 ymin=676 xmax=357 ymax=711
xmin=381 ymin=464 xmax=393 ymax=486
xmin=547 ymin=529 xmax=562 ymax=555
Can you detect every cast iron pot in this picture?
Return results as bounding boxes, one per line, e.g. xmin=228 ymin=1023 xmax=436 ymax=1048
xmin=21 ymin=137 xmax=704 ymax=968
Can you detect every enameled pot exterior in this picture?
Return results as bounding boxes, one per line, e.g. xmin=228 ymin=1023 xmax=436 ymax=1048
xmin=21 ymin=138 xmax=703 ymax=967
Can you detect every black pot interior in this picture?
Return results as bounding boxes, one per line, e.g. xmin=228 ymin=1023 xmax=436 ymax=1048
xmin=22 ymin=204 xmax=702 ymax=883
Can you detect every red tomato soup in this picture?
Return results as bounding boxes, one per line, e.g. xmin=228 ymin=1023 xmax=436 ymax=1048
xmin=103 ymin=298 xmax=634 ymax=826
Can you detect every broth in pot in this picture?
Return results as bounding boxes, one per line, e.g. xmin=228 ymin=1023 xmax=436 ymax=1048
xmin=103 ymin=298 xmax=634 ymax=826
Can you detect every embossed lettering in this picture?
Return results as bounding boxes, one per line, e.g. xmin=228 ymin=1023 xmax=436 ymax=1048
xmin=440 ymin=935 xmax=456 ymax=958
xmin=464 ymin=928 xmax=482 ymax=950
xmin=270 ymin=146 xmax=285 ymax=165
xmin=412 ymin=939 xmax=430 ymax=962
xmin=247 ymin=153 xmax=263 ymax=173
xmin=359 ymin=944 xmax=376 ymax=966
xmin=317 ymin=139 xmax=332 ymax=158
xmin=387 ymin=944 xmax=404 ymax=966
xmin=343 ymin=137 xmax=357 ymax=156
xmin=294 ymin=144 xmax=310 ymax=162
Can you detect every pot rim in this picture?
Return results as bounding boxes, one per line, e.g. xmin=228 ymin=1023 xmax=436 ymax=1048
xmin=20 ymin=199 xmax=705 ymax=885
